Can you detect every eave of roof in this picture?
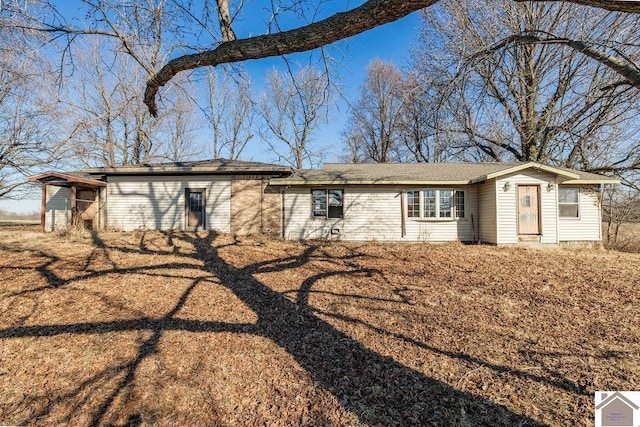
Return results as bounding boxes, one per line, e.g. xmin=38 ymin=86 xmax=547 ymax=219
xmin=561 ymin=179 xmax=620 ymax=184
xmin=82 ymin=159 xmax=291 ymax=175
xmin=269 ymin=179 xmax=469 ymax=186
xmin=469 ymin=162 xmax=580 ymax=183
xmin=270 ymin=161 xmax=618 ymax=186
xmin=28 ymin=172 xmax=107 ymax=187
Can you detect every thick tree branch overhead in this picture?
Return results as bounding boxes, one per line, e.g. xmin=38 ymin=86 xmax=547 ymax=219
xmin=144 ymin=0 xmax=440 ymax=116
xmin=144 ymin=0 xmax=640 ymax=116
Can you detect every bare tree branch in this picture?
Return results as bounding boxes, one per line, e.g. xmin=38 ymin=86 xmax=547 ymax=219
xmin=216 ymin=0 xmax=236 ymax=42
xmin=144 ymin=0 xmax=441 ymax=116
xmin=468 ymin=31 xmax=640 ymax=90
xmin=519 ymin=0 xmax=640 ymax=13
xmin=143 ymin=0 xmax=640 ymax=116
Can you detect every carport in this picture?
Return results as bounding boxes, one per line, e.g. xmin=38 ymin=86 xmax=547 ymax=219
xmin=28 ymin=172 xmax=107 ymax=232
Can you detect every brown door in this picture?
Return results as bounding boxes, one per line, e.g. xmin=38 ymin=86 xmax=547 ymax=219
xmin=518 ymin=185 xmax=540 ymax=235
xmin=77 ymin=189 xmax=97 ymax=223
xmin=185 ymin=189 xmax=205 ymax=230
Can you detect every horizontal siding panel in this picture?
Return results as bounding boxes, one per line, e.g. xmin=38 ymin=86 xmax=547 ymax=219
xmin=558 ymin=186 xmax=601 ymax=241
xmin=343 ymin=189 xmax=402 ymax=241
xmin=478 ymin=182 xmax=496 ymax=244
xmin=45 ymin=186 xmax=71 ymax=231
xmin=284 ymin=186 xmax=478 ymax=242
xmin=404 ymin=186 xmax=479 ymax=242
xmin=495 ymin=171 xmax=557 ymax=244
xmin=106 ymin=175 xmax=230 ymax=232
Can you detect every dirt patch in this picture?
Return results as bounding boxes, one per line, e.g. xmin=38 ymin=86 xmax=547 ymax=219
xmin=1 ymin=229 xmax=639 ymax=426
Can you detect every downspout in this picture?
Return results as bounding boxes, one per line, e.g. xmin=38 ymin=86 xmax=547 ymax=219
xmin=555 ymin=177 xmax=560 ymax=244
xmin=71 ymin=186 xmax=77 ymax=227
xmin=400 ymin=189 xmax=406 ymax=238
xmin=598 ymin=184 xmax=603 ymax=242
xmin=40 ymin=184 xmax=47 ymax=232
xmin=260 ymin=178 xmax=265 ymax=234
xmin=281 ymin=189 xmax=286 ymax=240
xmin=103 ymin=186 xmax=108 ymax=230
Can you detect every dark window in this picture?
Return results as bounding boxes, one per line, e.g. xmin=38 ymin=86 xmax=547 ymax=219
xmin=312 ymin=189 xmax=327 ymax=218
xmin=312 ymin=189 xmax=343 ymax=218
xmin=327 ymin=189 xmax=344 ymax=218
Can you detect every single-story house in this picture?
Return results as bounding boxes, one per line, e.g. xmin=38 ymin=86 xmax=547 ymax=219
xmin=29 ymin=160 xmax=618 ymax=245
xmin=29 ymin=160 xmax=290 ymax=236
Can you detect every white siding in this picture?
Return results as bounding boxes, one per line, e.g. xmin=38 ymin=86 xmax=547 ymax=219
xmin=283 ymin=188 xmax=347 ymax=240
xmin=495 ymin=171 xmax=558 ymax=244
xmin=44 ymin=185 xmax=71 ymax=231
xmin=404 ymin=186 xmax=479 ymax=242
xmin=478 ymin=181 xmax=497 ymax=244
xmin=557 ymin=185 xmax=601 ymax=242
xmin=343 ymin=188 xmax=403 ymax=241
xmin=106 ymin=175 xmax=231 ymax=232
xmin=283 ymin=186 xmax=478 ymax=242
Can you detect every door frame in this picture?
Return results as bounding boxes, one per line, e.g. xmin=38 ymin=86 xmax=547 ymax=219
xmin=185 ymin=187 xmax=206 ymax=231
xmin=516 ymin=184 xmax=541 ymax=236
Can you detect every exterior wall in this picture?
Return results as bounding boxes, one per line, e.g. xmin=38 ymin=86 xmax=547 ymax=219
xmin=231 ymin=178 xmax=281 ymax=236
xmin=44 ymin=185 xmax=71 ymax=231
xmin=478 ymin=181 xmax=497 ymax=244
xmin=98 ymin=187 xmax=108 ymax=230
xmin=557 ymin=185 xmax=601 ymax=242
xmin=283 ymin=188 xmax=347 ymax=240
xmin=494 ymin=171 xmax=558 ymax=244
xmin=283 ymin=185 xmax=478 ymax=242
xmin=404 ymin=186 xmax=478 ymax=242
xmin=105 ymin=175 xmax=231 ymax=232
xmin=340 ymin=188 xmax=402 ymax=241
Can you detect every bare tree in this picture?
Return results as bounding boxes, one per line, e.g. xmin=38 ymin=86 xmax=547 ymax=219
xmin=343 ymin=58 xmax=405 ymax=163
xmin=59 ymin=6 xmax=203 ymax=167
xmin=257 ymin=67 xmax=330 ymax=169
xmin=4 ymin=0 xmax=639 ymax=119
xmin=157 ymin=88 xmax=202 ymax=162
xmin=0 ymin=20 xmax=68 ymax=198
xmin=141 ymin=0 xmax=640 ymax=116
xmin=413 ymin=0 xmax=640 ymax=177
xmin=202 ymin=68 xmax=254 ymax=160
xmin=397 ymin=72 xmax=454 ymax=163
xmin=66 ymin=41 xmax=164 ymax=166
xmin=602 ymin=185 xmax=640 ymax=247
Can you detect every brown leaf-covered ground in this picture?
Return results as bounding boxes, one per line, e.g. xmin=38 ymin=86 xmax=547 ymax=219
xmin=1 ymin=226 xmax=639 ymax=426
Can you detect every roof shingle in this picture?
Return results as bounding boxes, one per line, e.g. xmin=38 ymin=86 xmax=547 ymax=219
xmin=269 ymin=162 xmax=618 ymax=185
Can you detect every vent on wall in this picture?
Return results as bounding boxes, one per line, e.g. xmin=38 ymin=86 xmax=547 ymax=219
xmin=331 ymin=227 xmax=341 ymax=235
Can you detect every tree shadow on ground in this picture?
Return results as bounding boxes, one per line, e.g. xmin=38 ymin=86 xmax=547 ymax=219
xmin=177 ymin=231 xmax=543 ymax=425
xmin=0 ymin=230 xmax=553 ymax=425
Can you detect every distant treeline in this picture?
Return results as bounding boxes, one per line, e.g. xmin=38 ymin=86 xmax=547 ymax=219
xmin=0 ymin=209 xmax=40 ymax=220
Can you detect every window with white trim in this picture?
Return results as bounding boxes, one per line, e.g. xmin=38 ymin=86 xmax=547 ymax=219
xmin=407 ymin=190 xmax=465 ymax=219
xmin=558 ymin=187 xmax=579 ymax=218
xmin=312 ymin=189 xmax=344 ymax=219
xmin=407 ymin=191 xmax=420 ymax=218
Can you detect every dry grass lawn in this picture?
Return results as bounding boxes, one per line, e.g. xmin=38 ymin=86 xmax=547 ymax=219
xmin=1 ymin=226 xmax=639 ymax=426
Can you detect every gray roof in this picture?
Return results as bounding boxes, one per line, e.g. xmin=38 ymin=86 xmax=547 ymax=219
xmin=82 ymin=159 xmax=292 ymax=175
xmin=28 ymin=171 xmax=107 ymax=187
xmin=270 ymin=162 xmax=619 ymax=185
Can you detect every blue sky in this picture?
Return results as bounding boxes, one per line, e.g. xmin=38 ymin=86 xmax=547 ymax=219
xmin=237 ymin=11 xmax=422 ymax=162
xmin=0 ymin=6 xmax=422 ymax=214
